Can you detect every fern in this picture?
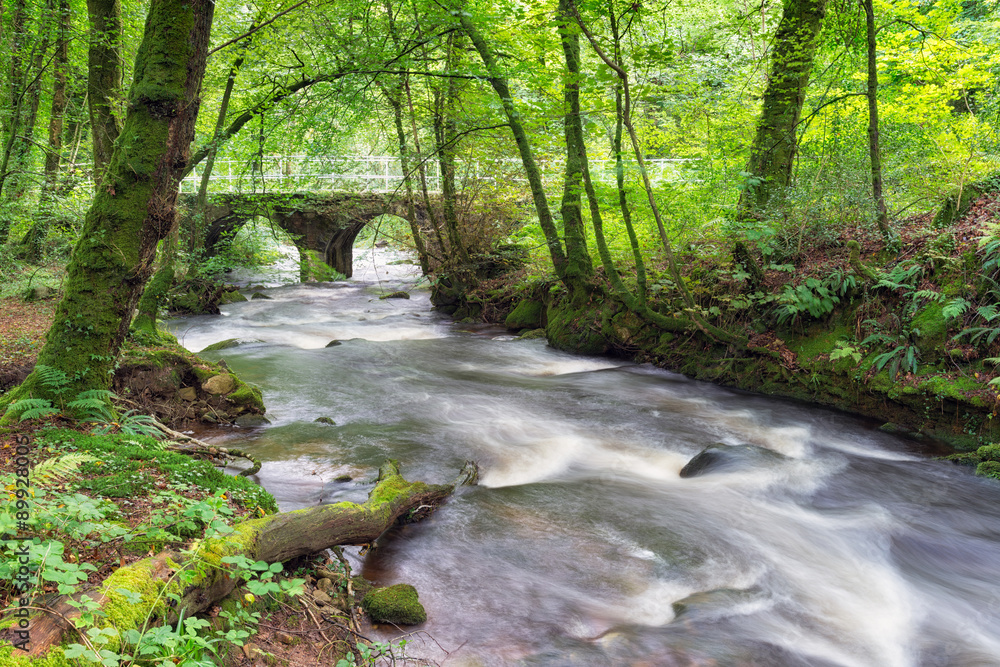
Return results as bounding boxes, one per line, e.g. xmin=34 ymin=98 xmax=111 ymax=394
xmin=913 ymin=289 xmax=944 ymax=302
xmin=8 ymin=398 xmax=59 ymax=421
xmin=33 ymin=453 xmax=99 ymax=484
xmin=942 ymin=297 xmax=971 ymax=321
xmin=34 ymin=364 xmax=71 ymax=395
xmin=68 ymin=390 xmax=116 ymax=422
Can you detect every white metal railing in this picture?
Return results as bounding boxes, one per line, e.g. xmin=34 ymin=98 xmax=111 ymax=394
xmin=177 ymin=155 xmax=693 ymax=195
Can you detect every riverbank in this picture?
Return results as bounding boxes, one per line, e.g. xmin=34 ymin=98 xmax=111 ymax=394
xmin=443 ymin=186 xmax=1000 ymax=464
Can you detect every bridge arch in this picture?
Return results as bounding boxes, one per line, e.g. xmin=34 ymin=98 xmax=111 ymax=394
xmin=179 ymin=193 xmax=431 ymax=278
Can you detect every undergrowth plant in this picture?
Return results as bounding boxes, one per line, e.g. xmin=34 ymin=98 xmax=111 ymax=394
xmin=4 ymin=365 xmax=162 ymax=437
xmin=0 ymin=430 xmax=297 ymax=666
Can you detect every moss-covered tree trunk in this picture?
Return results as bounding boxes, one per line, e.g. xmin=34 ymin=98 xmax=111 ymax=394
xmin=736 ymin=0 xmax=827 ymax=218
xmin=86 ymin=0 xmax=124 ymax=191
xmin=0 ymin=0 xmax=214 ymax=418
xmin=557 ymin=0 xmax=594 ymax=290
xmin=26 ymin=460 xmax=477 ymax=657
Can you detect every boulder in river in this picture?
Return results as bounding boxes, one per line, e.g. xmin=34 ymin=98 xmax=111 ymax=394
xmin=671 ymin=587 xmax=765 ymax=621
xmin=201 ymin=373 xmax=236 ymax=395
xmin=679 ymin=443 xmax=786 ymax=478
xmin=361 ymin=584 xmax=426 ymax=625
xmin=505 ymin=299 xmax=544 ymax=330
xmin=235 ymin=414 xmax=271 ymax=428
xmin=379 ymin=291 xmax=410 ymax=300
xmin=314 ymin=416 xmax=337 ymax=425
xmin=251 ymin=291 xmax=272 ymax=300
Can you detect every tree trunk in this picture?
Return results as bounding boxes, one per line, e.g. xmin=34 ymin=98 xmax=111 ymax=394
xmin=44 ymin=0 xmax=70 ymax=180
xmin=864 ymin=0 xmax=892 ymax=241
xmin=27 ymin=460 xmax=478 ymax=657
xmin=86 ymin=0 xmax=123 ymax=191
xmin=557 ymin=0 xmax=593 ymax=288
xmin=0 ymin=0 xmax=36 ymax=229
xmin=19 ymin=0 xmax=71 ymax=260
xmin=736 ymin=0 xmax=828 ymax=218
xmin=188 ymin=51 xmax=244 ymax=265
xmin=457 ymin=4 xmax=569 ymax=282
xmin=0 ymin=0 xmax=214 ymax=418
xmin=435 ymin=32 xmax=470 ymax=266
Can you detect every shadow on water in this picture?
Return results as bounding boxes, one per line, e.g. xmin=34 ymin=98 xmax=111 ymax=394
xmin=166 ymin=248 xmax=1000 ymax=667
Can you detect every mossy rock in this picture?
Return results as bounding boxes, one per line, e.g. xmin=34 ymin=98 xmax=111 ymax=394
xmin=251 ymin=292 xmax=272 ymax=300
xmin=518 ymin=328 xmax=547 ymax=340
xmin=379 ymin=291 xmax=410 ymax=300
xmin=361 ymin=583 xmax=426 ymax=625
xmin=219 ymin=290 xmax=248 ymax=304
xmin=912 ymin=301 xmax=948 ymax=356
xmin=546 ymin=301 xmax=610 ymax=355
xmin=228 ymin=379 xmax=265 ymax=413
xmin=505 ymin=299 xmax=544 ymax=330
xmin=200 ymin=338 xmax=248 ymax=352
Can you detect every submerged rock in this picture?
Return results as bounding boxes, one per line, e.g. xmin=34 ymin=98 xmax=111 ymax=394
xmin=324 ymin=340 xmax=342 ymax=347
xmin=314 ymin=416 xmax=337 ymax=425
xmin=671 ymin=587 xmax=765 ymax=621
xmin=379 ymin=291 xmax=410 ymax=300
xmin=679 ymin=443 xmax=786 ymax=478
xmin=235 ymin=414 xmax=271 ymax=428
xmin=361 ymin=584 xmax=426 ymax=625
xmin=251 ymin=292 xmax=272 ymax=300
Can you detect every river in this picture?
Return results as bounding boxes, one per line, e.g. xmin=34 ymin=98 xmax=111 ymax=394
xmin=166 ymin=247 xmax=1000 ymax=667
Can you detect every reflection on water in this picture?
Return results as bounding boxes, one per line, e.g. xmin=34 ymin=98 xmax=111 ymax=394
xmin=166 ymin=248 xmax=1000 ymax=667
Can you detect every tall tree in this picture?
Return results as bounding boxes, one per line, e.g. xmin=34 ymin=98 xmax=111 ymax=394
xmin=1 ymin=0 xmax=215 ymax=417
xmin=87 ymin=0 xmax=123 ymax=190
xmin=863 ymin=0 xmax=892 ymax=241
xmin=737 ymin=0 xmax=829 ymax=218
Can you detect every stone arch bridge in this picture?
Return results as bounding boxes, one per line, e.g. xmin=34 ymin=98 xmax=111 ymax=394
xmin=178 ymin=192 xmax=436 ymax=278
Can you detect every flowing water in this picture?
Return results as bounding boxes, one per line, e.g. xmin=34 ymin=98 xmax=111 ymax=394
xmin=167 ymin=247 xmax=1000 ymax=667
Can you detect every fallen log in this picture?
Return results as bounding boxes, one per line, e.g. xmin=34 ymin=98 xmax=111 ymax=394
xmin=24 ymin=459 xmax=478 ymax=657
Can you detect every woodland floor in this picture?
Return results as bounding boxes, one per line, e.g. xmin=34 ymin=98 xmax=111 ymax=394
xmin=0 ymin=297 xmax=54 ymax=392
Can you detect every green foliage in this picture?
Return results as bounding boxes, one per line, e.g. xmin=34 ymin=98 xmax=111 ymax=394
xmin=861 ymin=328 xmax=921 ymax=379
xmin=776 ymin=271 xmax=856 ymax=325
xmin=829 ymin=341 xmax=862 ymax=365
xmin=32 ymin=453 xmax=100 ymax=484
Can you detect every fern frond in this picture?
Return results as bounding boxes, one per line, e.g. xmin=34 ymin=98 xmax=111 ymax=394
xmin=34 ymin=365 xmax=71 ymax=394
xmin=913 ymin=290 xmax=943 ymax=302
xmin=33 ymin=453 xmax=99 ymax=484
xmin=74 ymin=389 xmax=116 ymax=402
xmin=942 ymin=297 xmax=971 ymax=321
xmin=8 ymin=398 xmax=59 ymax=422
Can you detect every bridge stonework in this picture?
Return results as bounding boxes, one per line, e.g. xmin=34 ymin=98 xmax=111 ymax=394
xmin=178 ymin=192 xmax=433 ymax=278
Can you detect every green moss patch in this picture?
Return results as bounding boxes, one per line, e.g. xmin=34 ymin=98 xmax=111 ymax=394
xmin=39 ymin=429 xmax=277 ymax=513
xmin=505 ymin=299 xmax=544 ymax=330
